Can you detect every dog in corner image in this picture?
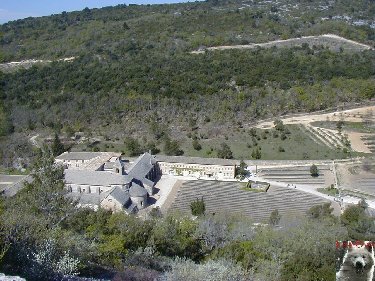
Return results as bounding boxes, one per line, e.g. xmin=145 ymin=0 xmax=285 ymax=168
xmin=337 ymin=241 xmax=375 ymax=281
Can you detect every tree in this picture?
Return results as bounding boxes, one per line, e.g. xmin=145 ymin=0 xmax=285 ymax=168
xmin=235 ymin=160 xmax=248 ymax=179
xmin=0 ymin=148 xmax=78 ymax=276
xmin=51 ymin=133 xmax=65 ymax=156
xmin=340 ymin=203 xmax=375 ymax=240
xmin=269 ymin=209 xmax=281 ymax=226
xmin=124 ymin=137 xmax=142 ymax=156
xmin=307 ymin=203 xmax=334 ymax=220
xmin=217 ymin=143 xmax=233 ymax=159
xmin=190 ymin=198 xmax=205 ymax=216
xmin=336 ymin=120 xmax=344 ymax=131
xmin=251 ymin=147 xmax=261 ymax=159
xmin=164 ymin=138 xmax=184 ymax=156
xmin=310 ymin=164 xmax=319 ymax=177
xmin=274 ymin=119 xmax=285 ymax=131
xmin=0 ymin=103 xmax=14 ymax=137
xmin=192 ymin=139 xmax=202 ymax=151
xmin=23 ymin=148 xmax=77 ymax=227
xmin=145 ymin=141 xmax=160 ymax=154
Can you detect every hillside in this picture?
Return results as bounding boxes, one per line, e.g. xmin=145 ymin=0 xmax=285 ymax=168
xmin=0 ymin=0 xmax=374 ymax=166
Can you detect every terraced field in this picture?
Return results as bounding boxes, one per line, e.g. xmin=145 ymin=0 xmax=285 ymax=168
xmin=169 ymin=180 xmax=329 ymax=222
xmin=305 ymin=125 xmax=346 ymax=149
xmin=361 ymin=136 xmax=375 ymax=153
xmin=357 ymin=176 xmax=375 ymax=195
xmin=258 ymin=164 xmax=333 ymax=186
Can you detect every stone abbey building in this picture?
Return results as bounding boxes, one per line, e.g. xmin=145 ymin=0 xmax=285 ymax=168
xmin=56 ymin=152 xmax=238 ymax=213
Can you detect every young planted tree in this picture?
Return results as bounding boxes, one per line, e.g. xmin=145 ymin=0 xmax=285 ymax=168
xmin=190 ymin=198 xmax=206 ymax=216
xmin=310 ymin=164 xmax=319 ymax=177
xmin=235 ymin=160 xmax=248 ymax=179
xmin=251 ymin=147 xmax=261 ymax=159
xmin=269 ymin=209 xmax=281 ymax=226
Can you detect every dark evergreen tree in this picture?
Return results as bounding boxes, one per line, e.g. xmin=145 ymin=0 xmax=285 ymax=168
xmin=217 ymin=143 xmax=233 ymax=159
xmin=51 ymin=133 xmax=65 ymax=156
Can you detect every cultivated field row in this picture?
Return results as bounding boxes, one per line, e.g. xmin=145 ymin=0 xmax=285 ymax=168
xmin=169 ymin=180 xmax=328 ymax=222
xmin=258 ymin=165 xmax=331 ymax=186
xmin=361 ymin=136 xmax=375 ymax=153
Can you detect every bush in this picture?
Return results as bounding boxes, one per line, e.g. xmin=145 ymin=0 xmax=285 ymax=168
xmin=310 ymin=164 xmax=319 ymax=177
xmin=280 ymin=132 xmax=287 ymax=140
xmin=163 ymin=258 xmax=250 ymax=281
xmin=269 ymin=209 xmax=281 ymax=226
xmin=192 ymin=139 xmax=202 ymax=151
xmin=274 ymin=119 xmax=285 ymax=131
xmin=217 ymin=143 xmax=233 ymax=159
xmin=164 ymin=138 xmax=184 ymax=156
xmin=251 ymin=147 xmax=261 ymax=159
xmin=190 ymin=198 xmax=205 ymax=216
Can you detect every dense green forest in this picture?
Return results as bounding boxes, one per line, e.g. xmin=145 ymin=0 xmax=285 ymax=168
xmin=1 ymin=150 xmax=374 ymax=280
xmin=0 ymin=0 xmax=374 ymax=163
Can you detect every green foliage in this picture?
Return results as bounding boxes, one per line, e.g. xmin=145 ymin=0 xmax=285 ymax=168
xmin=124 ymin=136 xmax=143 ymax=156
xmin=310 ymin=164 xmax=319 ymax=177
xmin=190 ymin=198 xmax=206 ymax=216
xmin=163 ymin=257 xmax=250 ymax=281
xmin=209 ymin=240 xmax=262 ymax=271
xmin=340 ymin=202 xmax=375 ymax=240
xmin=269 ymin=209 xmax=281 ymax=226
xmin=145 ymin=141 xmax=160 ymax=154
xmin=253 ymin=219 xmax=346 ymax=281
xmin=0 ymin=148 xmax=79 ymax=276
xmin=150 ymin=214 xmax=202 ymax=261
xmin=251 ymin=147 xmax=261 ymax=159
xmin=0 ymin=102 xmax=14 ymax=137
xmin=217 ymin=142 xmax=233 ymax=159
xmin=274 ymin=119 xmax=285 ymax=131
xmin=307 ymin=203 xmax=335 ymax=220
xmin=51 ymin=133 xmax=65 ymax=156
xmin=192 ymin=139 xmax=202 ymax=151
xmin=164 ymin=138 xmax=184 ymax=156
xmin=235 ymin=160 xmax=248 ymax=179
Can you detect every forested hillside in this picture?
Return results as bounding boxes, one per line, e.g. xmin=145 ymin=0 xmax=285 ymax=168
xmin=0 ymin=0 xmax=374 ymax=163
xmin=0 ymin=1 xmax=375 ymax=280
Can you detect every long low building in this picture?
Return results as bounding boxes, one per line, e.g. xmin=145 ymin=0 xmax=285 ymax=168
xmin=156 ymin=155 xmax=238 ymax=180
xmin=58 ymin=152 xmax=239 ymax=214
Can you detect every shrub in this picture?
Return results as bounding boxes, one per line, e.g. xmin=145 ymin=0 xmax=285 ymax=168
xmin=310 ymin=164 xmax=319 ymax=177
xmin=192 ymin=139 xmax=202 ymax=151
xmin=269 ymin=209 xmax=281 ymax=226
xmin=190 ymin=198 xmax=205 ymax=216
